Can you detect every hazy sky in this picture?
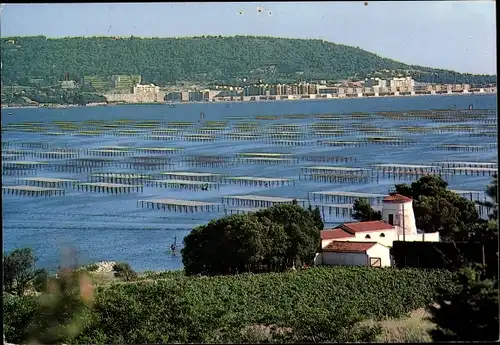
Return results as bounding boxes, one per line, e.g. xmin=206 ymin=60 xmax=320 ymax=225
xmin=0 ymin=2 xmax=496 ymax=74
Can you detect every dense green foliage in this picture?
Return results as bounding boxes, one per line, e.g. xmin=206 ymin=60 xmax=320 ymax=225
xmin=4 ymin=266 xmax=456 ymax=344
xmin=4 ymin=268 xmax=94 ymax=344
xmin=3 ymin=293 xmax=39 ymax=344
xmin=394 ymin=175 xmax=482 ymax=241
xmin=3 ymin=247 xmax=47 ymax=296
xmin=352 ymin=198 xmax=382 ymax=221
xmin=25 ymin=269 xmax=94 ymax=344
xmin=182 ymin=204 xmax=322 ymax=275
xmin=112 ymin=262 xmax=138 ymax=281
xmin=1 ymin=36 xmax=495 ymax=86
xmin=471 ymin=175 xmax=498 ymax=245
xmin=307 ymin=204 xmax=324 ymax=230
xmin=427 ymin=266 xmax=499 ymax=341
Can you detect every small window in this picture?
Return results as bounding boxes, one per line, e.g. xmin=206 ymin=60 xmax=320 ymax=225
xmin=380 ymin=233 xmax=385 ymax=237
xmin=365 ymin=234 xmax=371 ymax=239
xmin=388 ymin=214 xmax=394 ymax=225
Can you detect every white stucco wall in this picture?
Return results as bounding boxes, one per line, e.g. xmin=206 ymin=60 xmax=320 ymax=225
xmin=321 ymin=239 xmax=334 ymax=249
xmin=366 ymin=243 xmax=392 ymax=267
xmin=326 ymin=229 xmax=440 ymax=249
xmin=382 ymin=201 xmax=417 ymax=235
xmin=326 ymin=229 xmax=396 ymax=248
xmin=322 ymin=252 xmax=369 ymax=266
xmin=352 ymin=229 xmax=396 ymax=247
xmin=353 ymin=230 xmax=440 ymax=246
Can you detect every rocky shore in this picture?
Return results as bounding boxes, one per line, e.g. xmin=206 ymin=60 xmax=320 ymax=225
xmin=89 ymin=261 xmax=117 ymax=273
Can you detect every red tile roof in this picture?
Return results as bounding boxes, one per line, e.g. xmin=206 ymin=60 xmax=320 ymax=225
xmin=338 ymin=220 xmax=393 ymax=234
xmin=321 ymin=228 xmax=355 ymax=240
xmin=383 ymin=193 xmax=413 ymax=203
xmin=322 ymin=241 xmax=378 ymax=253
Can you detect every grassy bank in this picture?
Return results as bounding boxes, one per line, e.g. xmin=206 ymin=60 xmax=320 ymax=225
xmin=4 ymin=266 xmax=455 ymax=344
xmin=361 ymin=308 xmax=436 ymax=343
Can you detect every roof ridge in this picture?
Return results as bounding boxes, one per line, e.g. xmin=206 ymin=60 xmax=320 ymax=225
xmin=383 ymin=193 xmax=413 ymax=203
xmin=322 ymin=240 xmax=379 ymax=253
xmin=344 ymin=220 xmax=388 ymax=225
xmin=333 ymin=240 xmax=378 ymax=244
xmin=339 ymin=220 xmax=394 ymax=233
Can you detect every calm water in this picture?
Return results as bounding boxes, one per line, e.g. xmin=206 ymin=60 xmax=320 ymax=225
xmin=2 ymin=94 xmax=497 ymax=272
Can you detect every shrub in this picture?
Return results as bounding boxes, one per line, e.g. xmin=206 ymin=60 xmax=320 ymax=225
xmin=3 ymin=294 xmax=38 ymax=344
xmin=427 ymin=266 xmax=499 ymax=341
xmin=112 ymin=263 xmax=138 ymax=281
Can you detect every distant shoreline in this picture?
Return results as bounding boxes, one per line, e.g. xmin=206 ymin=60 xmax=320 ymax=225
xmin=1 ymin=91 xmax=495 ymax=110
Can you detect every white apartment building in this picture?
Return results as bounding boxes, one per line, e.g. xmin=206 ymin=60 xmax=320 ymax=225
xmin=389 ymin=77 xmax=415 ymax=92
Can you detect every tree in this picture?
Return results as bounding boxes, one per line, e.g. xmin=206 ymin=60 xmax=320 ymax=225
xmin=308 ymin=205 xmax=325 ymax=230
xmin=253 ymin=204 xmax=322 ymax=268
xmin=182 ymin=214 xmax=268 ymax=275
xmin=396 ymin=174 xmax=448 ymax=199
xmin=395 ymin=176 xmax=480 ymax=242
xmin=427 ymin=266 xmax=499 ymax=341
xmin=3 ymin=248 xmax=47 ymax=296
xmin=470 ymin=175 xmax=498 ymax=248
xmin=182 ymin=204 xmax=322 ymax=276
xmin=352 ymin=198 xmax=382 ymax=221
xmin=478 ymin=174 xmax=498 ymax=221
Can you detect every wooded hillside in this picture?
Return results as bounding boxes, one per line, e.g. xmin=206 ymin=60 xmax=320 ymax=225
xmin=1 ymin=36 xmax=495 ymax=86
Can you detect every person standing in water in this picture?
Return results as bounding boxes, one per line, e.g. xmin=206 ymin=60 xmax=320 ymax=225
xmin=170 ymin=236 xmax=177 ymax=254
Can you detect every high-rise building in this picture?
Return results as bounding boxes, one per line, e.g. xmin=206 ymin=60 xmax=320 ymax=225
xmin=365 ymin=78 xmax=387 ymax=89
xmin=308 ymin=84 xmax=318 ymax=95
xmin=133 ymin=83 xmax=161 ymax=103
xmin=389 ymin=77 xmax=414 ymax=92
xmin=244 ymin=84 xmax=270 ymax=96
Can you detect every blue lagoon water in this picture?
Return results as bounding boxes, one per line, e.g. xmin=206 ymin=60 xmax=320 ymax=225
xmin=2 ymin=94 xmax=497 ymax=271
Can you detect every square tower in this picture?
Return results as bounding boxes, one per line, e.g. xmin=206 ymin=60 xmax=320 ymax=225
xmin=382 ymin=193 xmax=417 ymax=235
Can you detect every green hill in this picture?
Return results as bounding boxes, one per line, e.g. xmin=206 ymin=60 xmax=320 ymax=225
xmin=1 ymin=35 xmax=495 ymax=87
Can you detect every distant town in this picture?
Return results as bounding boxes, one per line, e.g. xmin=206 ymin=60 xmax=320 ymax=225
xmin=1 ymin=74 xmax=497 ymax=108
xmin=104 ymin=75 xmax=498 ymax=104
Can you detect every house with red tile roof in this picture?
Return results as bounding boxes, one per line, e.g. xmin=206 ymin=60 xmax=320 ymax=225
xmin=320 ymin=228 xmax=354 ymax=248
xmin=315 ymin=193 xmax=439 ymax=267
xmin=321 ymin=220 xmax=396 ymax=248
xmin=321 ymin=240 xmax=391 ymax=267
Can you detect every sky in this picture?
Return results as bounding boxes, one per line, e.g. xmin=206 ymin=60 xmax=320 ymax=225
xmin=0 ymin=1 xmax=496 ymax=75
